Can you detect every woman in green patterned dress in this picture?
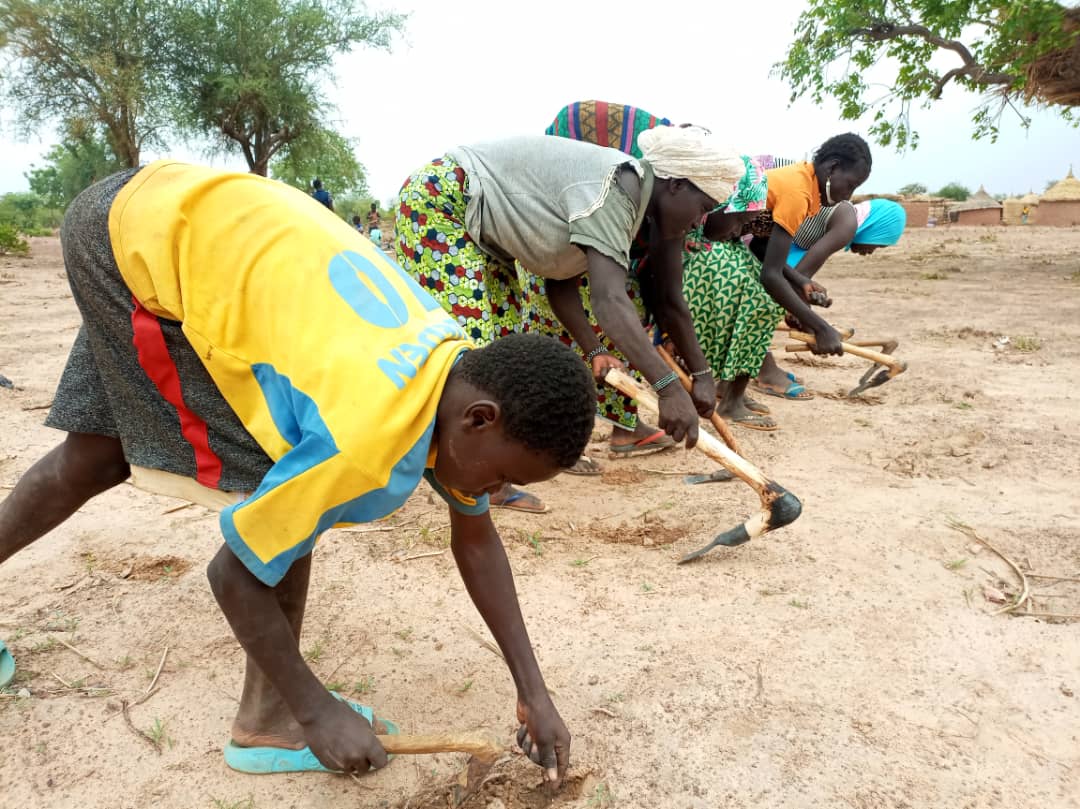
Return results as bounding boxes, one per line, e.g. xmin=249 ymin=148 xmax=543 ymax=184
xmin=681 ymin=157 xmax=782 ymax=430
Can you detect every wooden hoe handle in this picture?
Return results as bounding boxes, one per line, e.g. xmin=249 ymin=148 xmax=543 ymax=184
xmin=656 ymin=346 xmax=741 ymax=456
xmin=378 ymin=732 xmax=503 ymax=762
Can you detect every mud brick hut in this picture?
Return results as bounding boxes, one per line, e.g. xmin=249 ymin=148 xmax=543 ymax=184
xmin=948 ymin=187 xmax=1002 ymax=226
xmin=900 ymin=195 xmax=931 ymax=227
xmin=1038 ymin=168 xmax=1080 ymax=226
xmin=1003 ymin=191 xmax=1041 ymax=225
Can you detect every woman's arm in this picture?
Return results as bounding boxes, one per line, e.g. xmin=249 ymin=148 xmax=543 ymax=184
xmin=788 ymin=203 xmax=857 ymax=280
xmin=586 ymin=248 xmax=700 ymax=445
xmin=759 ymin=225 xmax=842 ymax=355
xmin=545 ymin=276 xmax=603 ymax=357
xmin=641 ymin=236 xmax=715 ymax=415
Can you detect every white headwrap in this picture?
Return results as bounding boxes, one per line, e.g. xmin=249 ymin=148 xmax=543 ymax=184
xmin=637 ymin=125 xmax=745 ymax=206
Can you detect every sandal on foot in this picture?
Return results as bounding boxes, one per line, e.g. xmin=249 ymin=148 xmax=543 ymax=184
xmin=564 ymin=455 xmax=602 ymax=476
xmin=224 ymin=694 xmax=398 ymax=774
xmin=752 ymin=379 xmax=813 ymax=401
xmin=0 ymin=640 xmax=15 ymax=689
xmin=609 ymin=430 xmax=675 ymax=457
xmin=730 ymin=413 xmax=779 ymax=432
xmin=491 ymin=488 xmax=550 ymax=514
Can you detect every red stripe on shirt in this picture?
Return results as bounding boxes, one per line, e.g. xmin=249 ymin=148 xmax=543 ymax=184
xmin=130 ymin=297 xmax=223 ymax=488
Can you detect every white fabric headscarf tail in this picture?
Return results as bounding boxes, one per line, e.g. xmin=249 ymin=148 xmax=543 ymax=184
xmin=637 ymin=125 xmax=745 ymax=206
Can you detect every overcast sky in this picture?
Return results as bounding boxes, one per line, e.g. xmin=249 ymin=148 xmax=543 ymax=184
xmin=1 ymin=0 xmax=1076 ymax=201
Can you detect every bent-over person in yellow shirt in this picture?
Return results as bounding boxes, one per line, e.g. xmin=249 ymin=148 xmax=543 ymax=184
xmin=0 ymin=162 xmax=596 ymax=786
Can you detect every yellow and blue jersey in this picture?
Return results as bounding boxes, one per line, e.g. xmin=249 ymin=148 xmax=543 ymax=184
xmin=108 ymin=161 xmax=486 ymax=586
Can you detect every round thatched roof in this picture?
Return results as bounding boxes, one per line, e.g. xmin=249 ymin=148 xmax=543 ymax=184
xmin=1020 ymin=191 xmax=1041 ymax=205
xmin=953 ymin=186 xmax=1002 ymax=211
xmin=1042 ymin=167 xmax=1080 ymax=202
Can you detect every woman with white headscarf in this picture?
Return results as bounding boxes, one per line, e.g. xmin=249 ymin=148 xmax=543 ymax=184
xmin=398 ymin=127 xmax=744 ymax=504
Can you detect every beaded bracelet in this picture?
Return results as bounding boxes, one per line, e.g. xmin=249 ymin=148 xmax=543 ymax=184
xmin=651 ymin=371 xmax=679 ymax=392
xmin=689 ymin=367 xmax=713 ymax=378
xmin=584 ymin=346 xmax=609 ymax=363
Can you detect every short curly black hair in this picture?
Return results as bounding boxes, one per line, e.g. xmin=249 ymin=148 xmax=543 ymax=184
xmin=454 ymin=334 xmax=596 ymax=468
xmin=813 ymin=133 xmax=872 ymax=174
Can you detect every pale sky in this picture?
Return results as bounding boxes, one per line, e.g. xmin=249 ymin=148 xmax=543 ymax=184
xmin=1 ymin=0 xmax=1077 ymax=201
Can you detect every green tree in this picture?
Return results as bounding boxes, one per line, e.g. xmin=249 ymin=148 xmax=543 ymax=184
xmin=898 ymin=182 xmax=928 ymax=195
xmin=0 ymin=191 xmax=62 ymax=235
xmin=936 ymin=183 xmax=971 ymax=201
xmin=271 ymin=128 xmax=368 ymax=199
xmin=26 ymin=126 xmax=124 ymax=210
xmin=169 ymin=0 xmax=404 ymax=176
xmin=777 ymin=1 xmax=1077 ymax=149
xmin=0 ymin=0 xmax=174 ymax=167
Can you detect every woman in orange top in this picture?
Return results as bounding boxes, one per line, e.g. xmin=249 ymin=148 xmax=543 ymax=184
xmin=753 ymin=134 xmax=872 ymax=358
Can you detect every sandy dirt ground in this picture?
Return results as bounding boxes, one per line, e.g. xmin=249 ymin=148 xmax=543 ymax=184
xmin=1 ymin=228 xmax=1079 ymax=809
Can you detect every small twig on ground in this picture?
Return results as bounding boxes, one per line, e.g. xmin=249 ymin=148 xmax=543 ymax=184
xmin=337 ymin=525 xmax=396 ymax=534
xmin=120 ymin=700 xmax=161 ymax=754
xmin=161 ymin=502 xmax=194 ymax=515
xmin=348 ymin=772 xmax=374 ymax=790
xmin=461 ymin=624 xmax=504 ymax=662
xmin=145 ymin=645 xmax=169 ymax=695
xmin=1025 ymin=573 xmax=1080 ymax=584
xmin=51 ymin=671 xmax=73 ymax=688
xmin=1022 ymin=611 xmax=1080 ymax=620
xmin=21 ymin=401 xmax=54 ymax=412
xmin=53 ymin=636 xmax=104 ymax=669
xmin=590 ymin=706 xmax=619 ymax=718
xmin=399 ymin=549 xmax=446 ymax=563
xmin=641 ymin=468 xmax=688 ymax=476
xmin=948 ymin=707 xmax=978 ymax=727
xmin=947 ymin=517 xmax=1030 ymax=615
xmin=755 ymin=661 xmax=765 ymax=702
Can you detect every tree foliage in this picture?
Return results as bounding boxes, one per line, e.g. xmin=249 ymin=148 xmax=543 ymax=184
xmin=0 ymin=223 xmax=30 ymax=255
xmin=0 ymin=191 xmax=62 ymax=234
xmin=777 ymin=1 xmax=1077 ymax=149
xmin=26 ymin=125 xmax=124 ymax=209
xmin=0 ymin=0 xmax=174 ymax=167
xmin=935 ymin=182 xmax=972 ymax=201
xmin=898 ymin=182 xmax=927 ymax=195
xmin=169 ymin=0 xmax=404 ymax=176
xmin=271 ymin=127 xmax=368 ymax=198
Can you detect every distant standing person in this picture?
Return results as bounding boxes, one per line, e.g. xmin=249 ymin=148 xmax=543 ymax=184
xmin=1022 ymin=205 xmax=1031 ymax=224
xmin=312 ymin=178 xmax=333 ymax=211
xmin=352 ymin=214 xmax=364 ymax=232
xmin=367 ymin=202 xmax=380 ymax=231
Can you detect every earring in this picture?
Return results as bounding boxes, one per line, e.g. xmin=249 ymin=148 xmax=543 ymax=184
xmin=825 ymin=177 xmax=834 ymax=205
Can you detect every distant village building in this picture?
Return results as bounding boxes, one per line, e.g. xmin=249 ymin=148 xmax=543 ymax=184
xmin=900 ymin=195 xmax=931 ymax=228
xmin=1038 ymin=167 xmax=1080 ymax=227
xmin=1002 ymin=191 xmax=1040 ymax=225
xmin=948 ymin=186 xmax=1002 ymax=226
xmin=853 ymin=191 xmax=934 ymax=227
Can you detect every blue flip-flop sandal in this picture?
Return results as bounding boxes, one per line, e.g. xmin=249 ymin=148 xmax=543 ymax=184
xmin=224 ymin=693 xmax=398 ymax=774
xmin=0 ymin=639 xmax=15 ymax=689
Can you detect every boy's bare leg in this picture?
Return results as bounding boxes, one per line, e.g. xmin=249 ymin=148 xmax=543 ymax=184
xmin=0 ymin=432 xmax=130 ymax=563
xmin=229 ymin=553 xmax=313 ymax=749
xmin=228 ymin=553 xmax=388 ymax=748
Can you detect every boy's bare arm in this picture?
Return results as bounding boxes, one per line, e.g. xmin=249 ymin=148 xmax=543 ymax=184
xmin=449 ymin=508 xmax=569 ymax=787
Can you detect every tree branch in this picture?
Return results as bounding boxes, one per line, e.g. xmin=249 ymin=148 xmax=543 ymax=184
xmin=852 ymin=21 xmax=1015 ymax=90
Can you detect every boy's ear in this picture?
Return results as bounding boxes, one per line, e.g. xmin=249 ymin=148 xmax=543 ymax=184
xmin=462 ymin=400 xmax=501 ymax=431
